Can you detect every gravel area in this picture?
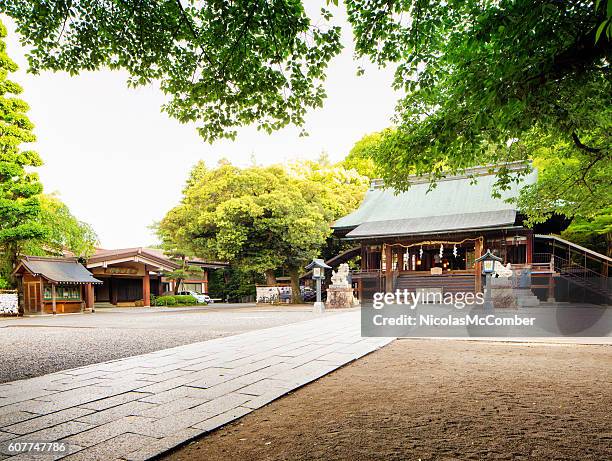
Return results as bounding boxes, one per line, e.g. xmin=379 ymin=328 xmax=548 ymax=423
xmin=0 ymin=304 xmax=342 ymax=383
xmin=167 ymin=339 xmax=612 ymax=461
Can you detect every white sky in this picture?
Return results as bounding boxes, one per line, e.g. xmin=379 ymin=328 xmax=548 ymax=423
xmin=3 ymin=4 xmax=399 ymax=249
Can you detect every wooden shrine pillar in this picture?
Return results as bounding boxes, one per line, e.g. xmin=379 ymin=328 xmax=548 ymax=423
xmin=142 ymin=269 xmax=151 ymax=307
xmin=385 ymin=244 xmax=393 ymax=293
xmin=51 ymin=283 xmax=57 ymax=315
xmin=474 ymin=238 xmax=483 ymax=293
xmin=358 ymin=244 xmax=367 ymax=301
xmin=397 ymin=247 xmax=404 ymax=272
xmin=526 ymin=230 xmax=533 ymax=264
xmin=85 ymin=283 xmax=94 ymax=310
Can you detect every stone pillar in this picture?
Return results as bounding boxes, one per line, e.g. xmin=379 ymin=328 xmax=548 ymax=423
xmin=142 ymin=270 xmax=151 ymax=307
xmin=474 ymin=238 xmax=483 ymax=293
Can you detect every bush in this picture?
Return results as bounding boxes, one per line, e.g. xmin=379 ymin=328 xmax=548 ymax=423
xmin=154 ymin=294 xmax=198 ymax=307
xmin=175 ymin=295 xmax=197 ymax=305
xmin=164 ymin=296 xmax=177 ymax=306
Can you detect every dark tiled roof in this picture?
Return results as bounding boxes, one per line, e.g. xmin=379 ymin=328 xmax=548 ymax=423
xmin=345 ymin=210 xmax=518 ymax=239
xmin=18 ymin=257 xmax=102 ymax=284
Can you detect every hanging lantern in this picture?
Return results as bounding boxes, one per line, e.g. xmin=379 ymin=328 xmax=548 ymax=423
xmin=439 ymin=244 xmax=444 ymax=258
xmin=453 ymin=244 xmax=458 ymax=258
xmin=419 ymin=246 xmax=423 ymax=258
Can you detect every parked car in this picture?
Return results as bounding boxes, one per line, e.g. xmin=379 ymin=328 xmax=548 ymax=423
xmin=176 ymin=291 xmax=213 ymax=304
xmin=277 ymin=286 xmax=317 ymax=302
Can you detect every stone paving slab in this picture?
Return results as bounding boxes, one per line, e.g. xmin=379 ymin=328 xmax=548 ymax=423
xmin=0 ymin=310 xmax=392 ymax=460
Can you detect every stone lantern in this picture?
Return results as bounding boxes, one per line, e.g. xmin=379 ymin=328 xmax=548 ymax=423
xmin=475 ymin=250 xmax=503 ymax=309
xmin=305 ymin=258 xmax=331 ymax=313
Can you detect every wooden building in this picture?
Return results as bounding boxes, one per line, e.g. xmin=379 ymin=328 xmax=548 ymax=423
xmin=13 ymin=256 xmax=102 ymax=314
xmin=86 ymin=248 xmax=180 ymax=307
xmin=332 ymin=164 xmax=566 ymax=298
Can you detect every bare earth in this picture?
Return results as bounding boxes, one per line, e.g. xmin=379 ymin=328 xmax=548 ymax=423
xmin=166 ymin=339 xmax=612 ymax=461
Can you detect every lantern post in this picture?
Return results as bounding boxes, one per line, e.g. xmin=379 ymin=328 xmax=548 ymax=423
xmin=474 ymin=250 xmax=503 ymax=310
xmin=305 ymin=258 xmax=331 ymax=313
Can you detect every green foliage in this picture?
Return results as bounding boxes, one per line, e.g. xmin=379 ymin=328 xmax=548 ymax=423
xmin=157 ymin=160 xmax=368 ymax=302
xmin=561 ymin=208 xmax=612 ymax=257
xmin=341 ymin=131 xmax=386 ymax=178
xmin=208 ymin=267 xmax=261 ymax=302
xmin=2 ymin=1 xmax=342 ymax=142
xmin=22 ymin=195 xmax=98 ymax=258
xmin=344 ymin=0 xmax=611 ymax=222
xmin=174 ymin=294 xmax=198 ymax=305
xmin=155 ymin=294 xmax=200 ymax=306
xmin=159 ymin=295 xmax=177 ymax=306
xmin=0 ymin=19 xmax=45 ymax=282
xmin=164 ymin=260 xmax=203 ymax=294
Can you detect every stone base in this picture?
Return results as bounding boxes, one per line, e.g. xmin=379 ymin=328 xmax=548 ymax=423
xmin=313 ymin=301 xmax=325 ymax=314
xmin=326 ymin=287 xmax=356 ymax=309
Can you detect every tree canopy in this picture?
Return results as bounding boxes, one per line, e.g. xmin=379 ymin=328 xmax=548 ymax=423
xmin=157 ymin=160 xmax=368 ymax=302
xmin=1 ymin=1 xmax=342 ymax=142
xmin=21 ymin=194 xmax=98 ymax=259
xmin=0 ymin=19 xmax=45 ymax=284
xmin=0 ymin=21 xmax=98 ymax=287
xmin=343 ymin=0 xmax=610 ymax=222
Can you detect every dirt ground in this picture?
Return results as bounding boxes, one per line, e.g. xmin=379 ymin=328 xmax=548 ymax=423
xmin=165 ymin=339 xmax=612 ymax=461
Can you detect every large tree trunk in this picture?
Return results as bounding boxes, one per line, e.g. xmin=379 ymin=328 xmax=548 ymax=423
xmin=265 ymin=269 xmax=276 ymax=286
xmin=289 ymin=268 xmax=303 ymax=304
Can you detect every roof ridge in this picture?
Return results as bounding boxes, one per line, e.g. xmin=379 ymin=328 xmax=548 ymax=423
xmin=369 ymin=161 xmax=532 ymax=189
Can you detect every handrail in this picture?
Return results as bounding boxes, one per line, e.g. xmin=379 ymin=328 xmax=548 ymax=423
xmin=552 ymin=254 xmax=609 ymax=294
xmin=536 ymin=234 xmax=612 ymax=263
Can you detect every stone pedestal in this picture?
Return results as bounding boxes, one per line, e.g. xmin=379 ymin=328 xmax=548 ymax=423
xmin=326 ymin=287 xmax=356 ymax=309
xmin=313 ymin=301 xmax=325 ymax=313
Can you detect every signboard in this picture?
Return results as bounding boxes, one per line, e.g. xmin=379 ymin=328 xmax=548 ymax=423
xmin=91 ymin=266 xmax=143 ymax=276
xmin=256 ymin=286 xmax=293 ymax=304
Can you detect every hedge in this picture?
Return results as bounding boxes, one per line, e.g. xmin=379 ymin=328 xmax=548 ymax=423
xmin=153 ymin=295 xmax=203 ymax=307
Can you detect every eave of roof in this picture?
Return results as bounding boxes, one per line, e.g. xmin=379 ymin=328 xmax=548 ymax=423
xmin=87 ymin=248 xmax=180 ymax=270
xmin=14 ymin=256 xmax=102 ymax=284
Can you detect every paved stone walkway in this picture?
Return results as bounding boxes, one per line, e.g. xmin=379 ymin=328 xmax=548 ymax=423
xmin=0 ymin=311 xmax=391 ymax=460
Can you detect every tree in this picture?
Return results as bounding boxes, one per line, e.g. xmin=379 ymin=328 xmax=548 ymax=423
xmin=0 ymin=19 xmax=45 ymax=285
xmin=1 ymin=1 xmax=342 ymax=142
xmin=157 ymin=160 xmax=368 ymax=303
xmin=21 ymin=194 xmax=98 ymax=258
xmin=343 ymin=0 xmax=610 ymax=222
xmin=561 ymin=208 xmax=612 ymax=257
xmin=341 ymin=131 xmax=385 ymax=179
xmin=165 ymin=262 xmax=204 ymax=295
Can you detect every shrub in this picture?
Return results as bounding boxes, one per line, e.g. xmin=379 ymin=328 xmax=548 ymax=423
xmin=164 ymin=296 xmax=177 ymax=306
xmin=153 ymin=294 xmax=199 ymax=307
xmin=175 ymin=295 xmax=197 ymax=305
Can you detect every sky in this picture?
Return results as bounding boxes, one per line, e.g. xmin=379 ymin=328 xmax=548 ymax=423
xmin=3 ymin=4 xmax=399 ymax=249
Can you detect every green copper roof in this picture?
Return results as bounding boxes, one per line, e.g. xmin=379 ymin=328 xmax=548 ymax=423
xmin=333 ymin=168 xmax=537 ymax=235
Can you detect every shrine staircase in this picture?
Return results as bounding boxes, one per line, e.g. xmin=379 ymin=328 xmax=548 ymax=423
xmin=534 ymin=235 xmax=611 ymax=304
xmin=394 ymin=273 xmax=476 ymax=294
